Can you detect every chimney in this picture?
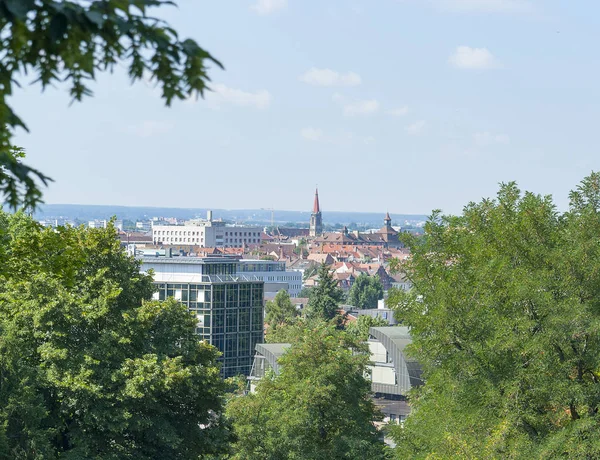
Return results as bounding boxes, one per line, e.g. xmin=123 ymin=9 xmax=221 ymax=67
xmin=207 ymin=210 xmax=213 ymax=222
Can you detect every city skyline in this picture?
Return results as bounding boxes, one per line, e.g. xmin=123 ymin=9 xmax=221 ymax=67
xmin=12 ymin=0 xmax=600 ymax=214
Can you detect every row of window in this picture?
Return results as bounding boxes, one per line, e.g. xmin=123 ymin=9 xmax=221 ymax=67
xmin=153 ymin=230 xmax=260 ymax=238
xmin=154 ymin=282 xmax=264 ymax=305
xmin=154 ymin=237 xmax=204 ymax=244
xmin=224 ymin=231 xmax=260 ymax=237
xmin=265 ymin=275 xmax=301 ymax=281
xmin=155 ymin=229 xmax=204 ymax=236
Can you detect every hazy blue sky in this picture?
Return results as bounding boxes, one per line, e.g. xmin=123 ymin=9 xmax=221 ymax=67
xmin=12 ymin=0 xmax=600 ymax=214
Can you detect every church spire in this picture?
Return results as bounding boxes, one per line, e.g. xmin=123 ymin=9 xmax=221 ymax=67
xmin=310 ymin=188 xmax=323 ymax=237
xmin=313 ymin=188 xmax=320 ymax=213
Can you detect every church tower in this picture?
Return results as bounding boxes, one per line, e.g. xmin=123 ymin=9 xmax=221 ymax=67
xmin=309 ymin=188 xmax=323 ymax=237
xmin=384 ymin=211 xmax=392 ymax=229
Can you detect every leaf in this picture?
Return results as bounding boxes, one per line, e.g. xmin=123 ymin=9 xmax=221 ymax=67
xmin=49 ymin=13 xmax=68 ymax=43
xmin=84 ymin=10 xmax=105 ymax=29
xmin=4 ymin=0 xmax=34 ymax=20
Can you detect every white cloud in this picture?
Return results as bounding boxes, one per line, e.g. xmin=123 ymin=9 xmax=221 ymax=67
xmin=332 ymin=93 xmax=379 ymax=116
xmin=343 ymin=99 xmax=379 ymax=116
xmin=301 ymin=127 xmax=323 ymax=141
xmin=124 ymin=120 xmax=173 ymax=138
xmin=473 ymin=131 xmax=510 ymax=146
xmin=387 ymin=106 xmax=409 ymax=117
xmin=300 ymin=128 xmax=374 ymax=145
xmin=449 ymin=46 xmax=500 ymax=70
xmin=299 ymin=68 xmax=362 ymax=87
xmin=250 ymin=0 xmax=287 ymax=15
xmin=435 ymin=0 xmax=532 ymax=13
xmin=405 ymin=120 xmax=426 ymax=135
xmin=206 ymin=84 xmax=271 ymax=109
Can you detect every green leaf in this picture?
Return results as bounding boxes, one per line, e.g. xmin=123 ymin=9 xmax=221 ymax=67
xmin=49 ymin=13 xmax=68 ymax=42
xmin=84 ymin=10 xmax=105 ymax=29
xmin=4 ymin=0 xmax=34 ymax=20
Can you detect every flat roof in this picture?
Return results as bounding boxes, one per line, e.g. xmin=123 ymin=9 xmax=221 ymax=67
xmin=139 ymin=256 xmax=238 ymax=265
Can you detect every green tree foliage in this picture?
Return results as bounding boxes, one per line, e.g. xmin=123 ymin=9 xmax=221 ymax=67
xmin=298 ymin=286 xmax=313 ymax=298
xmin=302 ymin=263 xmax=319 ymax=281
xmin=346 ymin=314 xmax=389 ymax=341
xmin=305 ymin=263 xmax=344 ymax=321
xmin=0 ymin=0 xmax=221 ymax=209
xmin=389 ymin=174 xmax=600 ymax=459
xmin=347 ymin=273 xmax=384 ymax=309
xmin=0 ymin=212 xmax=228 ymax=458
xmin=265 ymin=289 xmax=297 ymax=329
xmin=226 ymin=325 xmax=388 ymax=460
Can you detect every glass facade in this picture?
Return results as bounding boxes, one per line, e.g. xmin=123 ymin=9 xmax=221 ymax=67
xmin=154 ymin=280 xmax=264 ymax=377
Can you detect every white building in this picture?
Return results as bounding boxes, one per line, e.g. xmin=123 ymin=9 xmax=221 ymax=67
xmin=152 ymin=211 xmax=261 ymax=248
xmin=135 ymin=221 xmax=152 ymax=232
xmin=88 ymin=220 xmax=107 ymax=229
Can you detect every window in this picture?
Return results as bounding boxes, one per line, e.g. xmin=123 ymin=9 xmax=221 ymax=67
xmin=225 ymin=334 xmax=237 ymax=358
xmin=226 ymin=285 xmax=239 ymax=306
xmin=226 ymin=310 xmax=238 ymax=333
xmin=213 ymin=310 xmax=225 ymax=334
xmin=239 ymin=309 xmax=250 ymax=331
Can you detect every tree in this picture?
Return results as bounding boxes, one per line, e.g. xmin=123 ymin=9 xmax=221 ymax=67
xmin=265 ymin=289 xmax=297 ymax=329
xmin=346 ymin=314 xmax=389 ymax=341
xmin=298 ymin=286 xmax=313 ymax=298
xmin=0 ymin=0 xmax=221 ymax=209
xmin=389 ymin=174 xmax=600 ymax=459
xmin=226 ymin=325 xmax=388 ymax=459
xmin=0 ymin=212 xmax=229 ymax=458
xmin=305 ymin=263 xmax=344 ymax=321
xmin=347 ymin=273 xmax=383 ymax=309
xmin=302 ymin=263 xmax=319 ymax=281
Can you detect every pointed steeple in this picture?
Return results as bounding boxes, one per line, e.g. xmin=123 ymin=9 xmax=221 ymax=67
xmin=313 ymin=188 xmax=321 ymax=213
xmin=310 ymin=188 xmax=323 ymax=237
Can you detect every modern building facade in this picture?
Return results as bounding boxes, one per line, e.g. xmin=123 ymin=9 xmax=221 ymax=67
xmin=309 ymin=188 xmax=323 ymax=237
xmin=152 ymin=211 xmax=262 ymax=248
xmin=249 ymin=326 xmax=422 ymax=423
xmin=140 ymin=255 xmax=264 ymax=378
xmin=238 ymin=259 xmax=302 ymax=298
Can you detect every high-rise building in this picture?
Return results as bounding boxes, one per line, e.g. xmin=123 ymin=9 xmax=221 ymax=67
xmin=140 ymin=256 xmax=264 ymax=378
xmin=309 ymin=188 xmax=323 ymax=237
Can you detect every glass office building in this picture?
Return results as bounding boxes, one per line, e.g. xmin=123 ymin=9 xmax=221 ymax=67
xmin=142 ymin=257 xmax=264 ymax=378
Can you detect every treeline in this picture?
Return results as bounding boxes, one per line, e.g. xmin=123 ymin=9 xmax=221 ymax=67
xmin=0 ymin=212 xmax=391 ymax=458
xmin=4 ymin=173 xmax=600 ymax=458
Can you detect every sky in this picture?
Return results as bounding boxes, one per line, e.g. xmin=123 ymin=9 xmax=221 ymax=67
xmin=12 ymin=0 xmax=600 ymax=215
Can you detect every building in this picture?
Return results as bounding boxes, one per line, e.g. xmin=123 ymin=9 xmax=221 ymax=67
xmin=135 ymin=221 xmax=152 ymax=232
xmin=312 ymin=213 xmax=403 ymax=249
xmin=88 ymin=219 xmax=107 ymax=229
xmin=238 ymin=259 xmax=302 ymax=298
xmin=309 ymin=188 xmax=323 ymax=237
xmin=139 ymin=255 xmax=265 ymax=378
xmin=249 ymin=326 xmax=422 ymax=423
xmin=345 ymin=307 xmax=397 ymax=325
xmin=152 ymin=211 xmax=262 ymax=248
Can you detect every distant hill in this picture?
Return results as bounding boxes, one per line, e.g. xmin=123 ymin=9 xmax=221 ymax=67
xmin=34 ymin=204 xmax=428 ymax=227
